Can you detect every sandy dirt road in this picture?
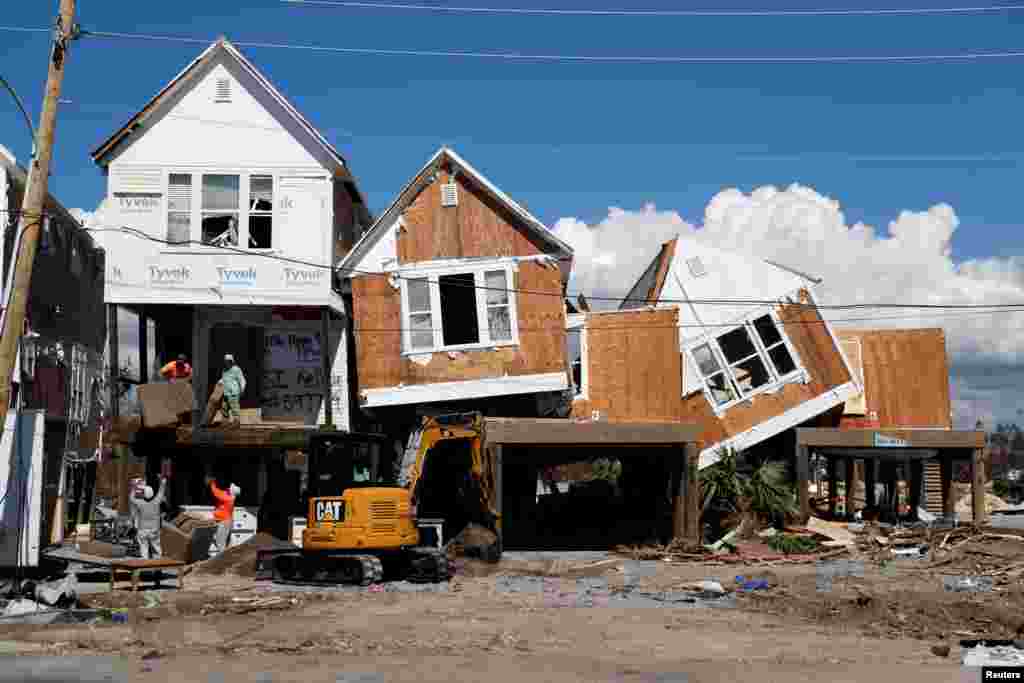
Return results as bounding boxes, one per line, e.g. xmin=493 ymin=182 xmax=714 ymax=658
xmin=6 ymin=555 xmax=1004 ymax=683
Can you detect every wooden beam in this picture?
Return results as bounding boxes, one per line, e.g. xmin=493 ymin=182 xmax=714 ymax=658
xmin=483 ymin=418 xmax=698 ymax=446
xmin=844 ymin=457 xmax=856 ymax=520
xmin=795 ymin=444 xmax=810 ymax=522
xmin=941 ymin=453 xmax=955 ymax=517
xmin=828 ymin=456 xmax=838 ymax=518
xmin=493 ymin=444 xmax=503 ymax=555
xmin=972 ymin=447 xmax=987 ymax=525
xmin=797 ymin=428 xmax=984 ymax=449
xmin=684 ymin=443 xmax=700 ymax=543
xmin=865 ymin=457 xmax=877 ymax=509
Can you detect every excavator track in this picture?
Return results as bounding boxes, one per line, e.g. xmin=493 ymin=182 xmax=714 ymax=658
xmin=405 ymin=547 xmax=451 ymax=584
xmin=271 ymin=552 xmax=384 ymax=586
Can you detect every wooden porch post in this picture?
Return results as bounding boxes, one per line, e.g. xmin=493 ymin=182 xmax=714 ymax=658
xmin=684 ymin=442 xmax=700 ymax=543
xmin=795 ymin=443 xmax=810 ymax=523
xmin=865 ymin=457 xmax=877 ymax=509
xmin=672 ymin=450 xmax=685 ymax=541
xmin=972 ymin=447 xmax=987 ymax=525
xmin=909 ymin=459 xmax=923 ymax=518
xmin=844 ymin=457 xmax=856 ymax=520
xmin=320 ymin=307 xmax=333 ymax=429
xmin=827 ymin=456 xmax=838 ymax=518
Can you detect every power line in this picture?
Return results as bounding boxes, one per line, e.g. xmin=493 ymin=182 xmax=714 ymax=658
xmin=283 ymin=0 xmax=1024 ymax=17
xmin=42 ymin=27 xmax=1024 ymax=64
xmin=0 ymin=74 xmax=35 ymax=146
xmin=81 ymin=223 xmax=1024 ymax=311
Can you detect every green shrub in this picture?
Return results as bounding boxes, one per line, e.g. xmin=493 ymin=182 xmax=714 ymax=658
xmin=767 ymin=534 xmax=819 ymax=554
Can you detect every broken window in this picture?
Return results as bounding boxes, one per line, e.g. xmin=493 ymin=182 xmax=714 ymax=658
xmin=407 ymin=278 xmax=434 ymax=351
xmin=484 ymin=270 xmax=512 ymax=342
xmin=201 ymin=174 xmax=239 ymax=247
xmin=167 ymin=173 xmax=192 ymax=245
xmin=692 ymin=343 xmax=736 ymax=406
xmin=753 ymin=314 xmax=797 ymax=377
xmin=718 ymin=326 xmax=771 ymax=396
xmin=248 ymin=175 xmax=273 ymax=249
xmin=401 ymin=266 xmax=519 ymax=353
xmin=439 ymin=273 xmax=480 ymax=346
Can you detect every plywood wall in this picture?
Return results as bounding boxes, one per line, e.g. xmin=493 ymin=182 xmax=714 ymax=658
xmin=837 ymin=328 xmax=952 ymax=429
xmin=570 ymin=308 xmax=683 ymax=422
xmin=397 ymin=170 xmax=548 ymax=264
xmin=351 ymin=261 xmax=566 ymax=391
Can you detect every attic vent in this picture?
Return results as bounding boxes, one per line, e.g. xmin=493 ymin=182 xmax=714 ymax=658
xmin=686 ymin=256 xmax=707 ymax=278
xmin=214 ymin=78 xmax=232 ymax=103
xmin=440 ymin=182 xmax=458 ymax=207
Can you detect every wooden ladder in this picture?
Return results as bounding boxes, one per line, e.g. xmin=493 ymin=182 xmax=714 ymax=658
xmin=923 ymin=461 xmax=944 ymax=515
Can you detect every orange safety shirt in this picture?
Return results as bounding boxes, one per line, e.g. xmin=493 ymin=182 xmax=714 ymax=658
xmin=210 ymin=481 xmax=235 ymax=521
xmin=160 ymin=360 xmax=192 ymax=380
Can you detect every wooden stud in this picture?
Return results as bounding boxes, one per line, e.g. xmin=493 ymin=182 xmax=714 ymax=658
xmin=844 ymin=457 xmax=856 ymax=520
xmin=865 ymin=457 xmax=877 ymax=509
xmin=827 ymin=457 xmax=838 ymax=518
xmin=972 ymin=447 xmax=987 ymax=525
xmin=684 ymin=443 xmax=700 ymax=543
xmin=909 ymin=459 xmax=923 ymax=518
xmin=672 ymin=453 xmax=685 ymax=541
xmin=795 ymin=444 xmax=810 ymax=522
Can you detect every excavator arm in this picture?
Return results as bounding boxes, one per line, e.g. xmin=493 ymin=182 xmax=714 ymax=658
xmin=399 ymin=412 xmax=499 ymax=533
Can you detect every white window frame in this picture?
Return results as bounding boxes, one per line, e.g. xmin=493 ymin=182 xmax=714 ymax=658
xmin=399 ymin=262 xmax=520 ymax=355
xmin=247 ymin=174 xmax=275 ymax=251
xmin=685 ymin=308 xmax=806 ymax=414
xmin=163 ymin=171 xmax=279 ymax=252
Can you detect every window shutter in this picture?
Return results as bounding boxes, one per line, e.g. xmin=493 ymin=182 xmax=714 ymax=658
xmin=167 ymin=175 xmax=192 ymax=211
xmin=840 ymin=338 xmax=867 ymax=415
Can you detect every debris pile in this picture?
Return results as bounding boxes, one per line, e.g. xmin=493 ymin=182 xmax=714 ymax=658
xmin=193 ymin=533 xmax=298 ymax=577
xmin=445 ymin=524 xmax=500 ymax=563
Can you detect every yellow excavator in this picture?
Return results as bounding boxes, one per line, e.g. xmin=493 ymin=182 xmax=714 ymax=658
xmin=263 ymin=412 xmax=499 ymax=586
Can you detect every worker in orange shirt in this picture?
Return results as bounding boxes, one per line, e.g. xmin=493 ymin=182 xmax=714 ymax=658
xmin=206 ymin=475 xmax=240 ymax=556
xmin=160 ymin=354 xmax=192 ymax=382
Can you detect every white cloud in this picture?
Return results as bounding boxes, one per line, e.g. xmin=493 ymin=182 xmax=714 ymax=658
xmin=554 ymin=184 xmax=1024 ymax=428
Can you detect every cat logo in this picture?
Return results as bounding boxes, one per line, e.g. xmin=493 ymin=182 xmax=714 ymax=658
xmin=315 ymin=500 xmax=344 ymax=523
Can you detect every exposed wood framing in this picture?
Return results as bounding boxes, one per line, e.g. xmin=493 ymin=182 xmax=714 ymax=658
xmin=797 ymin=428 xmax=984 ymax=449
xmin=483 ymin=418 xmax=698 ymax=447
xmin=973 ymin=447 xmax=987 ymax=524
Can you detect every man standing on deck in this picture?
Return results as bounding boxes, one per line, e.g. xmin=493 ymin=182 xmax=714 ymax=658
xmin=159 ymin=354 xmax=192 ymax=382
xmin=218 ymin=354 xmax=246 ymax=427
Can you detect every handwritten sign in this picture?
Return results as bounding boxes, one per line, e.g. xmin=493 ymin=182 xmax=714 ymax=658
xmin=261 ymin=328 xmax=325 ymax=421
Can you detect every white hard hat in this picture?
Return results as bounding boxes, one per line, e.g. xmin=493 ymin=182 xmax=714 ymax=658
xmin=143 ymin=485 xmax=154 ymax=499
xmin=224 ymin=354 xmax=234 ymax=362
xmin=229 ymin=484 xmax=241 ymax=497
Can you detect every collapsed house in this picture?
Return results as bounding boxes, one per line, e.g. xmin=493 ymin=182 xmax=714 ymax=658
xmin=566 ymin=237 xmax=986 ymax=524
xmin=0 ymin=144 xmax=107 ymax=568
xmin=88 ymin=37 xmax=375 ymax=538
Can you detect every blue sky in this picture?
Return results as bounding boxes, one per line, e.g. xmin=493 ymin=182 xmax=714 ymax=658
xmin=3 ymin=1 xmax=1024 ymax=427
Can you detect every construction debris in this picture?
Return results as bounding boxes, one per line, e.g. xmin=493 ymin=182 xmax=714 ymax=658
xmin=194 ymin=533 xmax=298 ymax=577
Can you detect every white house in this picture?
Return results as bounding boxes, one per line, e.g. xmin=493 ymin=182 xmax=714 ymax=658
xmin=90 ymin=37 xmax=372 ymax=436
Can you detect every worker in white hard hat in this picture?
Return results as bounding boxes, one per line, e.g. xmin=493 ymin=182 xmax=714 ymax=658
xmin=130 ymin=476 xmax=168 ymax=559
xmin=217 ymin=354 xmax=246 ymax=426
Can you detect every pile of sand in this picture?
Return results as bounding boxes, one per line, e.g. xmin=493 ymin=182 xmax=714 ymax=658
xmin=956 ymin=493 xmax=1009 ymax=517
xmin=194 ymin=533 xmax=297 ymax=577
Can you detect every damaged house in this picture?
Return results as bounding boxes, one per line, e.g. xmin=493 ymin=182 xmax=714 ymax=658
xmin=89 ymin=38 xmax=373 ymax=532
xmin=338 ymin=147 xmax=575 ymax=442
xmin=569 ymin=236 xmax=860 ymax=469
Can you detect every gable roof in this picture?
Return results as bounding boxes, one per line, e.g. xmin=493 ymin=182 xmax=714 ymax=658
xmin=90 ymin=37 xmax=351 ymax=177
xmin=619 ymin=238 xmax=677 ymax=309
xmin=338 ymin=146 xmax=573 ymax=274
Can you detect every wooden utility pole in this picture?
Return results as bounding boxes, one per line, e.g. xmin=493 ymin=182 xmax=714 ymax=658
xmin=0 ymin=0 xmax=77 ymax=445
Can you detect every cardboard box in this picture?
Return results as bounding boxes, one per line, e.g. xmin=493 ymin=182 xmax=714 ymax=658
xmin=138 ymin=381 xmax=194 ymax=428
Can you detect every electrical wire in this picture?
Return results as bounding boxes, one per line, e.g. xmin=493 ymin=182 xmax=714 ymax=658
xmin=0 ymin=26 xmax=1011 ymax=64
xmin=282 ymin=0 xmax=1024 ymax=17
xmin=7 ymin=209 xmax=1024 ymax=313
xmin=0 ymin=73 xmax=35 ymax=145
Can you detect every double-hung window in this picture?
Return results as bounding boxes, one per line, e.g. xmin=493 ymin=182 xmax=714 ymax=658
xmin=401 ymin=265 xmax=518 ymax=353
xmin=690 ymin=311 xmax=802 ymax=411
xmin=167 ymin=174 xmax=192 ymax=245
xmin=248 ymin=175 xmax=274 ymax=249
xmin=201 ymin=174 xmax=240 ymax=247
